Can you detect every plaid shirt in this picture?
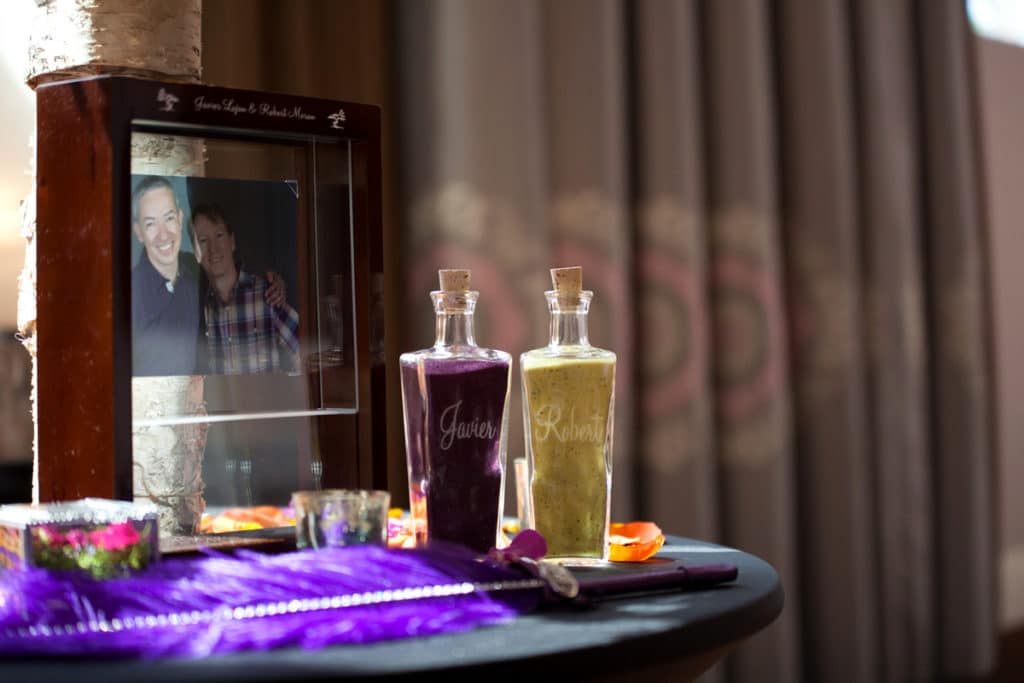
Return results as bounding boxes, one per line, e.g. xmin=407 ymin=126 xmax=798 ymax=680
xmin=203 ymin=270 xmax=300 ymax=374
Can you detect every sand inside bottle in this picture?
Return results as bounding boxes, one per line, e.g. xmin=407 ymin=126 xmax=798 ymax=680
xmin=401 ymin=355 xmax=509 ymax=553
xmin=522 ymin=355 xmax=614 ymax=560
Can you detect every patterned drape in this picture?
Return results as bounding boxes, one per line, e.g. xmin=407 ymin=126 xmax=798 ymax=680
xmin=204 ymin=0 xmax=996 ymax=680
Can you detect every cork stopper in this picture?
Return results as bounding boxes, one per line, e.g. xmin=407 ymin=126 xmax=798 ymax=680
xmin=439 ymin=269 xmax=471 ymax=292
xmin=550 ymin=266 xmax=583 ymax=293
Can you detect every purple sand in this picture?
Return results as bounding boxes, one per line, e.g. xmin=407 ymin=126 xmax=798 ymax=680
xmin=402 ymin=357 xmax=509 ymax=553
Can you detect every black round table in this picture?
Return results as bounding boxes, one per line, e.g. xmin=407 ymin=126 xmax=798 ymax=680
xmin=0 ymin=536 xmax=783 ymax=682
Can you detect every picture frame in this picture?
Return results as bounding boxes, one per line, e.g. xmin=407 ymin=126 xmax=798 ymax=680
xmin=35 ymin=76 xmax=385 ymax=520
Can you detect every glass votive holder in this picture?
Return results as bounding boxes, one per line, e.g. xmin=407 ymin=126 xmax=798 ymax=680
xmin=291 ymin=489 xmax=390 ymax=550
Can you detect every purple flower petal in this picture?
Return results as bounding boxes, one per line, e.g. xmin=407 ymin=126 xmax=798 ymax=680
xmin=507 ymin=529 xmax=547 ymax=559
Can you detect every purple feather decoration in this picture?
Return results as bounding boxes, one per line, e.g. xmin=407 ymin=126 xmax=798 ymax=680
xmin=0 ymin=543 xmax=543 ymax=659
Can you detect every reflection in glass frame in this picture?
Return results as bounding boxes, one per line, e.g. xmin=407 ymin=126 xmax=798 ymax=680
xmin=34 ymin=76 xmax=386 ymax=527
xmin=130 ymin=174 xmax=303 ymax=378
xmin=127 ymin=136 xmax=360 ymax=422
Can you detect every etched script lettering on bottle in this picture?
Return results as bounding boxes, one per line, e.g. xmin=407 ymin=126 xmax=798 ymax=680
xmin=531 ymin=405 xmax=604 ymax=444
xmin=438 ymin=400 xmax=499 ymax=451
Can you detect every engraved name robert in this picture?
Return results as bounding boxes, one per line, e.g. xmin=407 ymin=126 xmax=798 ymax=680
xmin=531 ymin=405 xmax=603 ymax=444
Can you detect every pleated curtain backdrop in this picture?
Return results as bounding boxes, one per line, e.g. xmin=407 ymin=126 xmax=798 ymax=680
xmin=203 ymin=1 xmax=996 ymax=680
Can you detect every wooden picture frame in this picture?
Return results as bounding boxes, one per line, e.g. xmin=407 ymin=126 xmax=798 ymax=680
xmin=35 ymin=76 xmax=385 ymax=515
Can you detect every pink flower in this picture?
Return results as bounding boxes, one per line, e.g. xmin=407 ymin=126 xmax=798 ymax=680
xmin=35 ymin=526 xmax=65 ymax=546
xmin=88 ymin=523 xmax=141 ymax=551
xmin=64 ymin=529 xmax=88 ymax=548
xmin=387 ymin=517 xmax=405 ymax=539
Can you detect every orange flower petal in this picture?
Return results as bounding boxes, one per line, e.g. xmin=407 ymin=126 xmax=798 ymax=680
xmin=609 ymin=521 xmax=662 ymax=544
xmin=609 ymin=535 xmax=665 ymax=562
xmin=608 ymin=534 xmax=641 ymax=545
xmin=608 ymin=521 xmax=665 ymax=562
xmin=201 ymin=505 xmax=294 ymax=532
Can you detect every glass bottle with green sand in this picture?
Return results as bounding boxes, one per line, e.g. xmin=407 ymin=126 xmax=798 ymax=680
xmin=521 ymin=266 xmax=615 ymax=564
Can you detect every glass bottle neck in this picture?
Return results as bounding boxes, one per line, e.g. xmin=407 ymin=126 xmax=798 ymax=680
xmin=546 ymin=290 xmax=593 ymax=348
xmin=431 ymin=290 xmax=479 ymax=349
xmin=435 ymin=310 xmax=477 ymax=348
xmin=549 ymin=310 xmax=589 ymax=347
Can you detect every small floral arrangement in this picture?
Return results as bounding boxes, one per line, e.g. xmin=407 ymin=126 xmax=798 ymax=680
xmin=30 ymin=521 xmax=153 ymax=579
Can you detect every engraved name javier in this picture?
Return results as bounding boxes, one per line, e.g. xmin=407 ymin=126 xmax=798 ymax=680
xmin=193 ymin=96 xmax=316 ymax=121
xmin=439 ymin=400 xmax=498 ymax=451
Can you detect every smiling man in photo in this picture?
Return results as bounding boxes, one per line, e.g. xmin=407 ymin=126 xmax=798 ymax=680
xmin=130 ymin=175 xmax=202 ymax=376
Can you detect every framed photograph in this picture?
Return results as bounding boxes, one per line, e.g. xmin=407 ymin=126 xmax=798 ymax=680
xmin=130 ymin=175 xmax=303 ymax=378
xmin=35 ymin=76 xmax=385 ymax=538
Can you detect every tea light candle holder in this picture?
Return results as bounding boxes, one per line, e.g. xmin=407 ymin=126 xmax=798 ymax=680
xmin=291 ymin=489 xmax=390 ymax=549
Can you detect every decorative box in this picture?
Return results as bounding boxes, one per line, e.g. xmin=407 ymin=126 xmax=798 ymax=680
xmin=0 ymin=498 xmax=159 ymax=579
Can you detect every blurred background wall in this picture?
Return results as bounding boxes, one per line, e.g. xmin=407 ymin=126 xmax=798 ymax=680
xmin=975 ymin=28 xmax=1024 ymax=633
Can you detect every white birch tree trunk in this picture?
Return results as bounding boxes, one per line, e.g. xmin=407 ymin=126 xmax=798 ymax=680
xmin=23 ymin=0 xmax=207 ymax=536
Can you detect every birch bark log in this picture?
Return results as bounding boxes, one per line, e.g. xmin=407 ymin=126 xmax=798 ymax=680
xmin=23 ymin=0 xmax=207 ymax=536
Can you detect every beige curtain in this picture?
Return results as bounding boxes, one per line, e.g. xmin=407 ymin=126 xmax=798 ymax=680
xmin=204 ymin=0 xmax=996 ymax=680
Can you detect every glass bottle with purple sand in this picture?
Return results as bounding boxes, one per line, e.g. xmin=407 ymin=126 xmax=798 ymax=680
xmin=400 ymin=269 xmax=511 ymax=553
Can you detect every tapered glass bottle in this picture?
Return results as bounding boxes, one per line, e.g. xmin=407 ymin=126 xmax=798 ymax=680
xmin=400 ymin=270 xmax=511 ymax=553
xmin=521 ymin=267 xmax=615 ymax=564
